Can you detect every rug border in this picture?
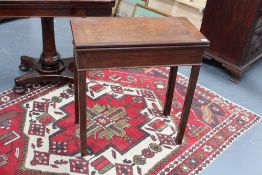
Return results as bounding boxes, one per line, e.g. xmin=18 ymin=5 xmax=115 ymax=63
xmin=191 ymin=115 xmax=260 ymax=175
xmin=177 ymin=72 xmax=262 ymax=118
xmin=155 ymin=71 xmax=262 ymax=175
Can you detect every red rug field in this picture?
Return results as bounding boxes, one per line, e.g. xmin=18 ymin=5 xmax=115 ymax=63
xmin=0 ymin=67 xmax=260 ymax=175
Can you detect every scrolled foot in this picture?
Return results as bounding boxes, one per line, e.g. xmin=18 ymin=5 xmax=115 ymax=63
xmin=19 ymin=63 xmax=30 ymax=72
xmin=13 ymin=85 xmax=26 ymax=94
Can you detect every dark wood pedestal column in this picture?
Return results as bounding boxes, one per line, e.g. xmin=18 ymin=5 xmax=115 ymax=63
xmin=0 ymin=0 xmax=115 ymax=94
xmin=14 ymin=17 xmax=74 ymax=93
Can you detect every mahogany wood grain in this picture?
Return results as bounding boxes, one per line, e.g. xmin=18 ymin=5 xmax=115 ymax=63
xmin=74 ymin=60 xmax=79 ymax=124
xmin=71 ymin=17 xmax=209 ymax=156
xmin=78 ymin=71 xmax=87 ymax=157
xmin=176 ymin=65 xmax=200 ymax=144
xmin=0 ymin=0 xmax=114 ymax=17
xmin=72 ymin=17 xmax=208 ymax=48
xmin=163 ymin=66 xmax=178 ymax=116
xmin=75 ymin=46 xmax=205 ymax=70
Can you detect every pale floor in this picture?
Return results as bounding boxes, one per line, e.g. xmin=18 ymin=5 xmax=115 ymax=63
xmin=0 ymin=14 xmax=262 ymax=175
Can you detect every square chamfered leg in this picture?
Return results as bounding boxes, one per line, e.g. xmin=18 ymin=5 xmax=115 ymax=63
xmin=163 ymin=66 xmax=178 ymax=116
xmin=77 ymin=71 xmax=87 ymax=157
xmin=74 ymin=61 xmax=79 ymax=124
xmin=176 ymin=65 xmax=201 ymax=145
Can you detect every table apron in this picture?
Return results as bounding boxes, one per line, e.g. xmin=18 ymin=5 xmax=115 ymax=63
xmin=75 ymin=47 xmax=205 ymax=70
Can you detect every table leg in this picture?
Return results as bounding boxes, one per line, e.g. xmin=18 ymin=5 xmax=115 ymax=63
xmin=176 ymin=65 xmax=200 ymax=144
xmin=163 ymin=66 xmax=178 ymax=116
xmin=14 ymin=17 xmax=74 ymax=94
xmin=74 ymin=62 xmax=79 ymax=124
xmin=78 ymin=71 xmax=87 ymax=157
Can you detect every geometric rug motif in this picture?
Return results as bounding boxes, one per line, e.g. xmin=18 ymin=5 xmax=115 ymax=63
xmin=0 ymin=67 xmax=260 ymax=175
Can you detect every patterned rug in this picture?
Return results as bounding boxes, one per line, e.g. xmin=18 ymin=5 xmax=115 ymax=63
xmin=0 ymin=67 xmax=260 ymax=175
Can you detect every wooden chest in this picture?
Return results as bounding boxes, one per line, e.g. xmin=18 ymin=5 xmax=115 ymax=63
xmin=200 ymin=0 xmax=262 ymax=83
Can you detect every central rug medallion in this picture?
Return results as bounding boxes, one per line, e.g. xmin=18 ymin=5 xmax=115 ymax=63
xmin=49 ymin=80 xmax=163 ymax=156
